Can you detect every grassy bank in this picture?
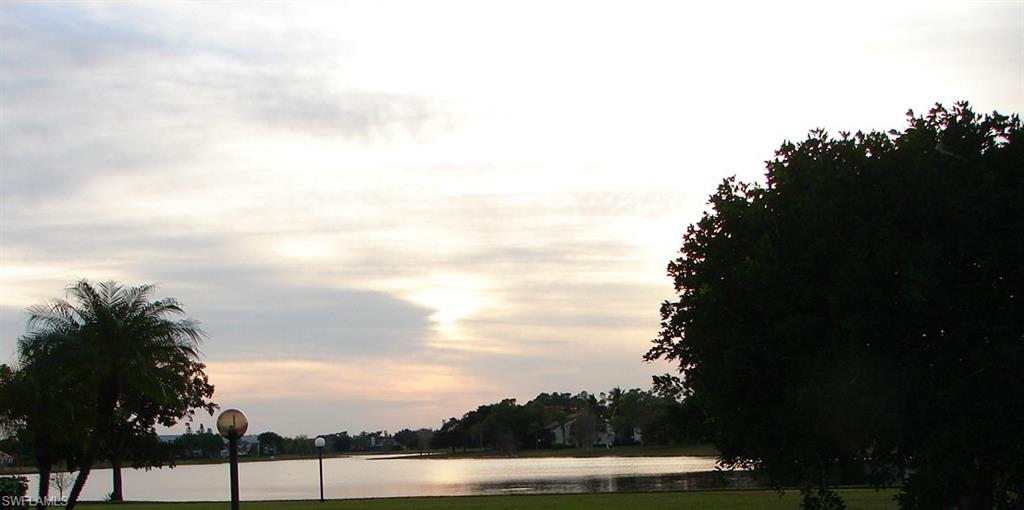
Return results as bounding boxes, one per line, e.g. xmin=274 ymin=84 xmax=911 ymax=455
xmin=77 ymin=489 xmax=898 ymax=509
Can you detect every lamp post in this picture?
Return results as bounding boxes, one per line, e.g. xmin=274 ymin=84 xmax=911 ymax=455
xmin=217 ymin=409 xmax=248 ymax=510
xmin=314 ymin=436 xmax=326 ymax=502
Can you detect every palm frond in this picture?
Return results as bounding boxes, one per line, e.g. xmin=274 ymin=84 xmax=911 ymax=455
xmin=26 ymin=299 xmax=79 ymax=333
xmin=18 ymin=280 xmax=216 ymax=443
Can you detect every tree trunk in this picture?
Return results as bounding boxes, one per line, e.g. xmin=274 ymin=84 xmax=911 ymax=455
xmin=66 ymin=384 xmax=118 ymax=510
xmin=957 ymin=488 xmax=994 ymax=510
xmin=64 ymin=428 xmax=100 ymax=510
xmin=110 ymin=458 xmax=123 ymax=501
xmin=35 ymin=456 xmax=50 ymax=510
xmin=957 ymin=460 xmax=995 ymax=510
xmin=64 ymin=453 xmax=93 ymax=510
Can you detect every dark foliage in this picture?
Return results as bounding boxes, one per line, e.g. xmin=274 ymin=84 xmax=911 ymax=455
xmin=12 ymin=280 xmax=217 ymax=508
xmin=175 ymin=430 xmax=225 ymax=458
xmin=646 ymin=102 xmax=1023 ymax=510
xmin=257 ymin=383 xmax=707 ymax=459
xmin=0 ymin=476 xmax=28 ymax=509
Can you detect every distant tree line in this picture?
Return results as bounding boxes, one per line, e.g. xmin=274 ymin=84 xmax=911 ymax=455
xmin=430 ymin=379 xmax=709 ymax=454
xmin=171 ymin=425 xmax=224 ymax=458
xmin=250 ymin=378 xmax=709 ymax=457
xmin=167 ymin=378 xmax=709 ymax=461
xmin=252 ymin=429 xmax=433 ymax=456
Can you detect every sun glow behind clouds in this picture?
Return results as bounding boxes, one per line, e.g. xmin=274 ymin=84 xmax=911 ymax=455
xmin=1 ymin=0 xmax=1020 ymax=433
xmin=273 ymin=236 xmax=335 ymax=260
xmin=205 ymin=358 xmax=499 ymax=432
xmin=0 ymin=251 xmax=139 ymax=308
xmin=208 ymin=359 xmax=489 ymax=402
xmin=406 ymin=274 xmax=493 ymax=343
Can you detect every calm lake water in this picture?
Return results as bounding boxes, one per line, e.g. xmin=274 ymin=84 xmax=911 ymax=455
xmin=25 ymin=455 xmax=752 ymax=501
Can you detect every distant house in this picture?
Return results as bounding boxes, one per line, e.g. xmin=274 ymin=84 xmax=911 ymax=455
xmin=364 ymin=431 xmax=397 ymax=450
xmin=594 ymin=421 xmax=615 ymax=447
xmin=238 ymin=435 xmax=259 ymax=456
xmin=546 ymin=414 xmax=616 ymax=448
xmin=550 ymin=420 xmax=573 ymax=446
xmin=0 ymin=451 xmax=15 ymax=466
xmin=220 ymin=435 xmax=260 ymax=457
xmin=379 ymin=435 xmax=398 ymax=450
xmin=629 ymin=426 xmax=643 ymax=445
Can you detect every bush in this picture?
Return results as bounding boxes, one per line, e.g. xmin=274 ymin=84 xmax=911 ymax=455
xmin=0 ymin=476 xmax=28 ymax=509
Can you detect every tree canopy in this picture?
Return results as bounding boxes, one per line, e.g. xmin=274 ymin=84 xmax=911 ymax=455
xmin=5 ymin=280 xmax=216 ymax=508
xmin=646 ymin=103 xmax=1023 ymax=510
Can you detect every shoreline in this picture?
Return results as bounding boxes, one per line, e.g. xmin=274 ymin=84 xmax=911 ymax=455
xmin=0 ymin=444 xmax=720 ymax=474
xmin=0 ymin=453 xmax=355 ymax=475
xmin=379 ymin=444 xmax=720 ymax=460
xmin=69 ymin=488 xmax=899 ymax=509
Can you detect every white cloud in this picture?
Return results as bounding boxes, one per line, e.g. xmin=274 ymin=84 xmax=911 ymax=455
xmin=2 ymin=0 xmax=1020 ymax=433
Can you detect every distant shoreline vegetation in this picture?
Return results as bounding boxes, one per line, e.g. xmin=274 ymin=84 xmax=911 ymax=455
xmin=243 ymin=382 xmax=709 ymax=461
xmin=0 ymin=379 xmax=710 ymax=473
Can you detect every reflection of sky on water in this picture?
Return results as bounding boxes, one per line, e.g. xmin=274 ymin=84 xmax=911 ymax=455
xmin=470 ymin=471 xmax=758 ymax=495
xmin=24 ymin=455 xmax=753 ymax=501
xmin=415 ymin=455 xmax=720 ymax=485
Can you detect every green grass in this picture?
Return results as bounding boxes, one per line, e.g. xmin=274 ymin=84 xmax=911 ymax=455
xmin=77 ymin=489 xmax=898 ymax=509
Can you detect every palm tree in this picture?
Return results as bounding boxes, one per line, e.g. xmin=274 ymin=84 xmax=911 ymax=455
xmin=21 ymin=280 xmax=212 ymax=509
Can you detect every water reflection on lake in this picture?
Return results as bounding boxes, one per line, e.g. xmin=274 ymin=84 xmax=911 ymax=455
xmin=26 ymin=455 xmax=753 ymax=501
xmin=472 ymin=470 xmax=756 ymax=496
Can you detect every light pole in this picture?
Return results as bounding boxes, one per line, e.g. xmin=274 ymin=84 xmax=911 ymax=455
xmin=314 ymin=436 xmax=326 ymax=502
xmin=217 ymin=409 xmax=248 ymax=510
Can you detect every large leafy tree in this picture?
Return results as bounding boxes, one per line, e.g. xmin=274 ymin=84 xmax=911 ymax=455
xmin=646 ymin=103 xmax=1022 ymax=510
xmin=20 ymin=280 xmax=216 ymax=508
xmin=100 ymin=355 xmax=215 ymax=501
xmin=1 ymin=335 xmax=91 ymax=510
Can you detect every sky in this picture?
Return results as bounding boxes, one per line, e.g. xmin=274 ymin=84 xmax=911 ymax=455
xmin=1 ymin=1 xmax=1021 ymax=436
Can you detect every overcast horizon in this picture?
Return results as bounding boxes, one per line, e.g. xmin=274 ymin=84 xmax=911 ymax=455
xmin=1 ymin=1 xmax=1021 ymax=436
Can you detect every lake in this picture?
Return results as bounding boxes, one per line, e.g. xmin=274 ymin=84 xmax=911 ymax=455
xmin=24 ymin=454 xmax=752 ymax=501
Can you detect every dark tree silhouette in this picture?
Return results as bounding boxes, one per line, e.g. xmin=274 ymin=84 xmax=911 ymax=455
xmin=1 ymin=357 xmax=88 ymax=510
xmin=646 ymin=103 xmax=1023 ymax=510
xmin=19 ymin=280 xmax=216 ymax=508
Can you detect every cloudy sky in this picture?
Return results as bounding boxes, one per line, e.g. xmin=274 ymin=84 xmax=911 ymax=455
xmin=1 ymin=1 xmax=1020 ymax=436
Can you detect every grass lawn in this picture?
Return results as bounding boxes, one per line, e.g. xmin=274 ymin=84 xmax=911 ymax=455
xmin=77 ymin=489 xmax=898 ymax=509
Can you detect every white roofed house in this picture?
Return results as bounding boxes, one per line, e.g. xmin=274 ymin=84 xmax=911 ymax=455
xmin=551 ymin=419 xmax=573 ymax=447
xmin=238 ymin=435 xmax=259 ymax=456
xmin=546 ymin=413 xmax=616 ymax=448
xmin=220 ymin=435 xmax=260 ymax=457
